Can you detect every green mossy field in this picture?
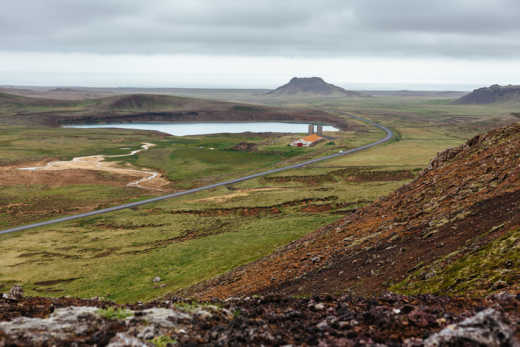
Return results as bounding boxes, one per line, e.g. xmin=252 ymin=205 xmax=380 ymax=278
xmin=1 ymin=91 xmax=518 ymax=302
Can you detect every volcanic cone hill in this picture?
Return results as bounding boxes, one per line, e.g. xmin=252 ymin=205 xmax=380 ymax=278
xmin=188 ymin=123 xmax=520 ymax=300
xmin=455 ymin=84 xmax=520 ymax=104
xmin=268 ymin=77 xmax=362 ymax=97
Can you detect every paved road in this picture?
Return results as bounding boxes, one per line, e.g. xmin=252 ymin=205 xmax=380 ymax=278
xmin=0 ymin=115 xmax=393 ymax=235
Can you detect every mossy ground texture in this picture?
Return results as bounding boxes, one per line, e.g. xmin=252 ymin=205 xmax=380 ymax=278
xmin=1 ymin=91 xmax=520 ymax=302
xmin=393 ymin=228 xmax=520 ymax=296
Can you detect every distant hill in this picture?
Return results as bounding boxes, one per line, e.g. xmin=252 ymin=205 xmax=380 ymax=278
xmin=0 ymin=92 xmax=75 ymax=108
xmin=368 ymin=90 xmax=466 ymax=98
xmin=455 ymin=84 xmax=520 ymax=104
xmin=0 ymin=92 xmax=349 ymax=129
xmin=268 ymin=77 xmax=361 ymax=97
xmin=105 ymin=94 xmax=189 ymax=110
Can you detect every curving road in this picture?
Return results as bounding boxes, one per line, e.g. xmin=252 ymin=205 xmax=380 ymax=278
xmin=0 ymin=114 xmax=393 ymax=235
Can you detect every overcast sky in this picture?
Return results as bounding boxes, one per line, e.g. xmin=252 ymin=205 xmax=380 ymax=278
xmin=1 ymin=0 xmax=520 ymax=90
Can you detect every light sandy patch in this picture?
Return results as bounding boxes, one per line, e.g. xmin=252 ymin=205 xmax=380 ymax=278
xmin=192 ymin=188 xmax=282 ymax=203
xmin=17 ymin=143 xmax=170 ymax=191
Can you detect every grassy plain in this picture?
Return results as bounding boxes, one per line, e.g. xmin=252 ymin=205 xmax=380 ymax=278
xmin=0 ymin=171 xmax=407 ymax=302
xmin=0 ymin=124 xmax=371 ymax=228
xmin=1 ymin=90 xmax=519 ymax=302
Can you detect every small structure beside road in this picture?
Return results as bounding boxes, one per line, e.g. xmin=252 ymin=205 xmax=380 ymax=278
xmin=290 ymin=134 xmax=324 ymax=147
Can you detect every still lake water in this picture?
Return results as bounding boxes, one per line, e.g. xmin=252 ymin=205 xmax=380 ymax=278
xmin=64 ymin=122 xmax=338 ymax=136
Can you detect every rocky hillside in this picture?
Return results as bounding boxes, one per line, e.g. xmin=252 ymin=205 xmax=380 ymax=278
xmin=268 ymin=77 xmax=361 ymax=97
xmin=1 ymin=290 xmax=518 ymax=345
xmin=455 ymin=84 xmax=520 ymax=104
xmin=188 ymin=123 xmax=520 ymax=300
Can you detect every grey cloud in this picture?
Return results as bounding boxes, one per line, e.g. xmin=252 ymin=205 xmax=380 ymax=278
xmin=352 ymin=0 xmax=520 ymax=34
xmin=1 ymin=0 xmax=520 ymax=58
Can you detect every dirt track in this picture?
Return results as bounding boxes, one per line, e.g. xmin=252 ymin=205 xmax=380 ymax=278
xmin=17 ymin=143 xmax=169 ymax=191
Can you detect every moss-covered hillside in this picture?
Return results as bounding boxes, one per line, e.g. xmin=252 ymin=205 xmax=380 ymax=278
xmin=188 ymin=123 xmax=520 ymax=299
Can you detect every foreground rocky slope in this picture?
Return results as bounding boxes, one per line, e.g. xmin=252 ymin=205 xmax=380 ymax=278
xmin=1 ymin=291 xmax=519 ymax=346
xmin=188 ymin=123 xmax=520 ymax=299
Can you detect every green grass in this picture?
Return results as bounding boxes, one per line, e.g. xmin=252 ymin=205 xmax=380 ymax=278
xmin=0 ymin=164 xmax=409 ymax=302
xmin=0 ymin=124 xmax=377 ymax=228
xmin=1 ymin=92 xmax=519 ymax=302
xmin=152 ymin=336 xmax=177 ymax=346
xmin=321 ymin=126 xmax=464 ymax=169
xmin=0 ymin=184 xmax=151 ymax=228
xmin=0 ymin=126 xmax=159 ymax=165
xmin=0 ymin=205 xmax=340 ymax=302
xmin=392 ymin=228 xmax=520 ymax=296
xmin=97 ymin=307 xmax=133 ymax=320
xmin=130 ymin=144 xmax=294 ymax=183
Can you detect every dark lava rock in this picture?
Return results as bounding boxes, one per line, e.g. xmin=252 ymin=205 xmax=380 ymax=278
xmin=455 ymin=84 xmax=520 ymax=104
xmin=424 ymin=308 xmax=517 ymax=346
xmin=7 ymin=286 xmax=23 ymax=300
xmin=0 ymin=294 xmax=518 ymax=346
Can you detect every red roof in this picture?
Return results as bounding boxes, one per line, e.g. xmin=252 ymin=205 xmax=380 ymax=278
xmin=302 ymin=134 xmax=323 ymax=142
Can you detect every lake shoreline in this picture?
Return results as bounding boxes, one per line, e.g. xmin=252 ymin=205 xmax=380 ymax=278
xmin=63 ymin=121 xmax=339 ymax=136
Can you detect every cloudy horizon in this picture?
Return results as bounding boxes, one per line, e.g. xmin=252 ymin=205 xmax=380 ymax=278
xmin=2 ymin=0 xmax=520 ymax=90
